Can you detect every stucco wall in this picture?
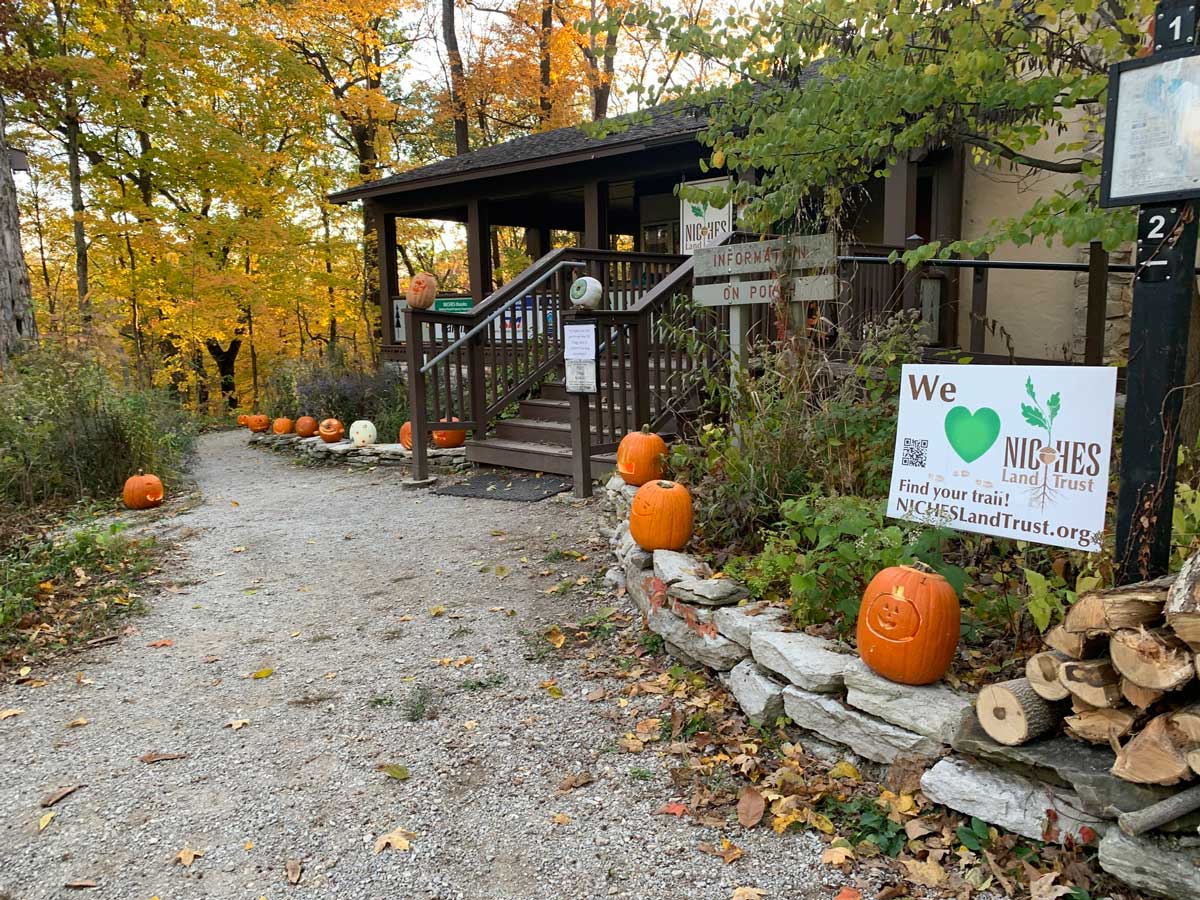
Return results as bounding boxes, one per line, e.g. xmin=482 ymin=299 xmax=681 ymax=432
xmin=957 ymin=157 xmax=1081 ymax=360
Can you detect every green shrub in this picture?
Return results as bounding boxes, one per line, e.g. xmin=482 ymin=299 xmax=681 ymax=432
xmin=263 ymin=358 xmax=408 ymax=442
xmin=726 ymin=492 xmax=963 ymax=630
xmin=0 ymin=350 xmax=195 ymax=506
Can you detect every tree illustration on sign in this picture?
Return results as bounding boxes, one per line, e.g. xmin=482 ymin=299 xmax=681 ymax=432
xmin=1021 ymin=376 xmax=1061 ymax=508
xmin=690 ymin=203 xmax=706 ymax=217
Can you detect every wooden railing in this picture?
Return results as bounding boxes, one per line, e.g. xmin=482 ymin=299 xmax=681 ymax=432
xmin=404 ymin=247 xmax=684 ymax=479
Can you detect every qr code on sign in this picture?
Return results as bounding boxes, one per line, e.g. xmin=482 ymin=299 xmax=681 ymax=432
xmin=902 ymin=438 xmax=928 ymax=468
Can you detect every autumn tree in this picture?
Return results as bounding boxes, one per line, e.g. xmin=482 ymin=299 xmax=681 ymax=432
xmin=1 ymin=94 xmax=37 ymax=365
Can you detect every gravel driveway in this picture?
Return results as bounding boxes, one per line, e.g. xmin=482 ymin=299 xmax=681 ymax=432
xmin=0 ymin=430 xmax=839 ymax=900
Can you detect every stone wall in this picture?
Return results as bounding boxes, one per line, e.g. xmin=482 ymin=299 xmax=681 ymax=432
xmin=601 ymin=476 xmax=1200 ymax=899
xmin=247 ymin=432 xmax=470 ymax=474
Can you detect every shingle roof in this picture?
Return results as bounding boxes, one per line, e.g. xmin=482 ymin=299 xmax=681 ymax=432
xmin=329 ymin=103 xmax=707 ymax=204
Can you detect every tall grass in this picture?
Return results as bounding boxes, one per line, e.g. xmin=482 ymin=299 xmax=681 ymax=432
xmin=0 ymin=350 xmax=195 ymax=506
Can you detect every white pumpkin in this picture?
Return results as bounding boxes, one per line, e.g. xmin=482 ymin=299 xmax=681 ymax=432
xmin=569 ymin=276 xmax=604 ymax=310
xmin=348 ymin=420 xmax=377 ymax=448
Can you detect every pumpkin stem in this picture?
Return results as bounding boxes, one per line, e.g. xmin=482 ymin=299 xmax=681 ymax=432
xmin=657 ymin=480 xmax=674 ymax=488
xmin=641 ymin=424 xmax=652 ymax=434
xmin=907 ymin=559 xmax=937 ymax=575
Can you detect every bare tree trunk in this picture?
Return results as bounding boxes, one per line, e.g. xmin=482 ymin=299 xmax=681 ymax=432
xmin=64 ymin=94 xmax=90 ymax=334
xmin=321 ymin=205 xmax=339 ymax=356
xmin=205 ymin=338 xmax=241 ymax=409
xmin=539 ymin=0 xmax=553 ymax=126
xmin=0 ymin=95 xmax=37 ymax=367
xmin=443 ymin=0 xmax=470 ymax=154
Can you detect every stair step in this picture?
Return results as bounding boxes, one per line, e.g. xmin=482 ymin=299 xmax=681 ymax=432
xmin=494 ymin=417 xmax=572 ymax=446
xmin=519 ymin=398 xmax=633 ymax=425
xmin=466 ymin=438 xmax=616 ymax=477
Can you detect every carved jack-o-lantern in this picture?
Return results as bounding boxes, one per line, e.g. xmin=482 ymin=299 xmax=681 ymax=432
xmin=856 ymin=565 xmax=959 ymax=685
xmin=407 ymin=272 xmax=438 ymax=310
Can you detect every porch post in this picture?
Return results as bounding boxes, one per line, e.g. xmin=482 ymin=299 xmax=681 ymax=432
xmin=467 ymin=198 xmax=493 ymax=304
xmin=883 ymin=156 xmax=917 ymax=247
xmin=373 ymin=204 xmax=399 ymax=350
xmin=583 ymin=181 xmax=609 ymax=249
xmin=525 ymin=225 xmax=552 ymax=261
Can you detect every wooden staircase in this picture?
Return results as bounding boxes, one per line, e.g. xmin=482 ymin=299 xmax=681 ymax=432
xmin=465 ymin=379 xmax=622 ymax=476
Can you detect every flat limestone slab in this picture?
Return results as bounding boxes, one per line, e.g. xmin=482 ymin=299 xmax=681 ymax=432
xmin=722 ymin=660 xmax=785 ymax=722
xmin=668 ymin=577 xmax=749 ymax=607
xmin=1098 ymin=829 xmax=1200 ymax=899
xmin=920 ymin=757 xmax=1106 ymax=844
xmin=781 ymin=686 xmax=940 ymax=763
xmin=751 ymin=631 xmax=850 ymax=693
xmin=648 ymin=604 xmax=747 ymax=671
xmin=652 ymin=550 xmax=711 ymax=585
xmin=713 ymin=603 xmax=792 ymax=648
xmin=843 ymin=660 xmax=973 ymax=744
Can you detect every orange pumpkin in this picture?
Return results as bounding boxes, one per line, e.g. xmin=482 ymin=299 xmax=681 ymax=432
xmin=407 ymin=272 xmax=438 ymax=310
xmin=272 ymin=417 xmax=294 ymax=435
xmin=247 ymin=414 xmax=270 ymax=433
xmin=857 ymin=565 xmax=960 ymax=685
xmin=123 ymin=470 xmax=164 ymax=510
xmin=629 ymin=480 xmax=693 ymax=551
xmin=399 ymin=421 xmax=413 ymax=450
xmin=236 ymin=414 xmax=248 ymax=426
xmin=616 ymin=425 xmax=668 ymax=486
xmin=318 ymin=418 xmax=345 ymax=443
xmin=295 ymin=416 xmax=318 ymax=438
xmin=432 ymin=416 xmax=465 ymax=449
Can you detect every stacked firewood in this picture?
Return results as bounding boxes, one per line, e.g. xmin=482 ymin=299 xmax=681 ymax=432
xmin=976 ymin=553 xmax=1200 ymax=786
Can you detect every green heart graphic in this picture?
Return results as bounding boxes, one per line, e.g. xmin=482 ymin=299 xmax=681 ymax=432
xmin=944 ymin=406 xmax=1001 ymax=463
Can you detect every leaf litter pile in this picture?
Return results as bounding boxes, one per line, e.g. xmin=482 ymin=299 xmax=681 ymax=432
xmin=547 ymin=604 xmax=1136 ymax=900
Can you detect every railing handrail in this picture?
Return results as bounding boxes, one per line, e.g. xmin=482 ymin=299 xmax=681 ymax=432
xmin=419 ymin=257 xmax=587 ymax=374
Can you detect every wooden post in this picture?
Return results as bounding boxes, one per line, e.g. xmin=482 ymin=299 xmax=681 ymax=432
xmin=629 ymin=313 xmax=651 ymax=429
xmin=468 ymin=332 xmax=487 ymax=441
xmin=466 ymin=198 xmax=492 ymax=305
xmin=969 ymin=253 xmax=989 ymax=353
xmin=1114 ymin=1 xmax=1200 ymax=583
xmin=525 ymin=225 xmax=551 ymax=261
xmin=405 ymin=308 xmax=430 ymax=481
xmin=376 ymin=207 xmax=399 ymax=352
xmin=1084 ymin=241 xmax=1109 ymax=366
xmin=883 ymin=156 xmax=917 ymax=247
xmin=569 ymin=390 xmax=593 ymax=498
xmin=583 ymin=181 xmax=609 ymax=250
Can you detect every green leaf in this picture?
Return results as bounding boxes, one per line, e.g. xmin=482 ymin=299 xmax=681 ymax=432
xmin=379 ymin=764 xmax=410 ymax=781
xmin=1021 ymin=403 xmax=1048 ymax=431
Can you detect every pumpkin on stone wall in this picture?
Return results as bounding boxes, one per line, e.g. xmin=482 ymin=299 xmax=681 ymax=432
xmin=399 ymin=421 xmax=413 ymax=450
xmin=432 ymin=417 xmax=465 ymax=449
xmin=295 ymin=416 xmax=318 ymax=438
xmin=629 ymin=480 xmax=693 ymax=552
xmin=318 ymin=418 xmax=345 ymax=443
xmin=123 ymin=470 xmax=164 ymax=510
xmin=857 ymin=565 xmax=960 ymax=685
xmin=272 ymin=417 xmax=294 ymax=435
xmin=236 ymin=414 xmax=248 ymax=427
xmin=407 ymin=272 xmax=438 ymax=310
xmin=349 ymin=420 xmax=377 ymax=447
xmin=247 ymin=414 xmax=270 ymax=433
xmin=616 ymin=425 xmax=668 ymax=486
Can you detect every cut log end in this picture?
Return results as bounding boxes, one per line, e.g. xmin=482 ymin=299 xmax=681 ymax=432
xmin=1026 ymin=650 xmax=1071 ymax=701
xmin=1065 ymin=706 xmax=1141 ymax=744
xmin=1111 ymin=714 xmax=1198 ymax=786
xmin=1061 ymin=658 xmax=1124 ymax=709
xmin=1109 ymin=628 xmax=1196 ymax=692
xmin=977 ymin=678 xmax=1059 ymax=747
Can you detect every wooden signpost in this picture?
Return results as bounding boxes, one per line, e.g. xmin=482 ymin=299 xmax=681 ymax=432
xmin=692 ymin=233 xmax=837 ymax=370
xmin=1100 ymin=3 xmax=1200 ymax=582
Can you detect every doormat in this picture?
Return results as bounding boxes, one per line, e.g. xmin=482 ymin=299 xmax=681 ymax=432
xmin=433 ymin=472 xmax=572 ymax=502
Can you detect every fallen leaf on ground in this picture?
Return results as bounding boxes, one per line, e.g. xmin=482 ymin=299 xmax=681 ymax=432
xmin=699 ymin=839 xmax=743 ymax=864
xmin=146 ymin=639 xmax=173 ymax=648
xmin=556 ymin=771 xmax=593 ymax=792
xmin=874 ymin=885 xmax=908 ymax=900
xmin=540 ymin=679 xmax=563 ymax=698
xmin=38 ymin=811 xmax=56 ymax=831
xmin=584 ymin=688 xmax=606 ymax=702
xmin=0 ymin=708 xmax=24 ymax=720
xmin=494 ymin=564 xmax=510 ymax=578
xmin=75 ymin=673 xmax=94 ymax=685
xmin=833 ymin=889 xmax=863 ymax=900
xmin=736 ymin=786 xmax=765 ymax=828
xmin=63 ymin=879 xmax=98 ymax=889
xmin=250 ymin=668 xmax=273 ymax=679
xmin=377 ymin=764 xmax=410 ymax=781
xmin=730 ymin=888 xmax=767 ymax=900
xmin=828 ymin=760 xmax=861 ymax=781
xmin=139 ymin=751 xmax=187 ymax=764
xmin=551 ymin=813 xmax=571 ymax=825
xmin=285 ymin=859 xmax=303 ymax=884
xmin=429 ymin=605 xmax=446 ymax=617
xmin=1029 ymin=872 xmax=1075 ymax=900
xmin=230 ymin=546 xmax=246 ymax=553
xmin=244 ymin=840 xmax=254 ymax=851
xmin=175 ymin=846 xmax=203 ymax=867
xmin=225 ymin=719 xmax=250 ymax=731
xmin=903 ymin=818 xmax=935 ymax=840
xmin=66 ymin=717 xmax=88 ymax=728
xmin=821 ymin=846 xmax=855 ymax=867
xmin=903 ymin=858 xmax=947 ymax=887
xmin=463 ymin=720 xmax=478 ymax=730
xmin=545 ymin=626 xmax=566 ymax=649
xmin=373 ymin=827 xmax=416 ymax=853
xmin=42 ymin=785 xmax=81 ymax=807
xmin=18 ymin=666 xmax=30 ymax=676
xmin=656 ymin=802 xmax=688 ymax=817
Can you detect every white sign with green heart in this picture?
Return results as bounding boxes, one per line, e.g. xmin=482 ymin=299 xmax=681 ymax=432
xmin=886 ymin=364 xmax=1117 ymax=551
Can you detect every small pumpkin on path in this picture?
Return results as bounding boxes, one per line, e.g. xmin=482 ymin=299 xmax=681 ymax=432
xmin=123 ymin=470 xmax=164 ymax=510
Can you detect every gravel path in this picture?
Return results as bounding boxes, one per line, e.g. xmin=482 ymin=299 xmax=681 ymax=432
xmin=0 ymin=430 xmax=839 ymax=900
